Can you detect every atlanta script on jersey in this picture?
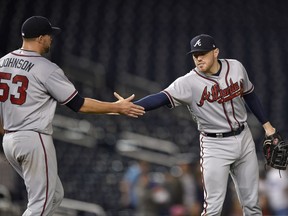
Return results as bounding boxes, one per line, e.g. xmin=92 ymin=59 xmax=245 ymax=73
xmin=163 ymin=59 xmax=253 ymax=133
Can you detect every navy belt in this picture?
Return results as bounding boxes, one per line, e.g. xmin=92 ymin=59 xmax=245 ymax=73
xmin=203 ymin=125 xmax=245 ymax=138
xmin=4 ymin=130 xmax=18 ymax=134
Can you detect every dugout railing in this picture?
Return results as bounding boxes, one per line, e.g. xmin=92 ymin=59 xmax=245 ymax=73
xmin=55 ymin=198 xmax=106 ymax=216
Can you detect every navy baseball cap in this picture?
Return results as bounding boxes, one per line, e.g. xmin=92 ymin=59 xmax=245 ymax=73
xmin=21 ymin=16 xmax=61 ymax=38
xmin=187 ymin=34 xmax=217 ymax=54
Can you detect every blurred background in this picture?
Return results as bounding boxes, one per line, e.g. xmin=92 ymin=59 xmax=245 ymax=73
xmin=0 ymin=0 xmax=288 ymax=215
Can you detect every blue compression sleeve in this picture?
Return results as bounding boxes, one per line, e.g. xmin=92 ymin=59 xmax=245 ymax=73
xmin=243 ymin=91 xmax=268 ymax=124
xmin=134 ymin=92 xmax=171 ymax=111
xmin=66 ymin=93 xmax=85 ymax=112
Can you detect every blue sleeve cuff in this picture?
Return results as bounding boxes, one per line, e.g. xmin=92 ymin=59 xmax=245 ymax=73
xmin=66 ymin=93 xmax=85 ymax=112
xmin=134 ymin=92 xmax=171 ymax=111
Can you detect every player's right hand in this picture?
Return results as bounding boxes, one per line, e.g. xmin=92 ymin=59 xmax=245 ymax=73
xmin=113 ymin=92 xmax=145 ymax=118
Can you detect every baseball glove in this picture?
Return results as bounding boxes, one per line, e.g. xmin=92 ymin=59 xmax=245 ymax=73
xmin=263 ymin=131 xmax=288 ymax=170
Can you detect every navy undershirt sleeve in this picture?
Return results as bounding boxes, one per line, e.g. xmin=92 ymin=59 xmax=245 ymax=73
xmin=134 ymin=91 xmax=268 ymax=124
xmin=66 ymin=93 xmax=85 ymax=112
xmin=243 ymin=91 xmax=268 ymax=125
xmin=134 ymin=92 xmax=171 ymax=111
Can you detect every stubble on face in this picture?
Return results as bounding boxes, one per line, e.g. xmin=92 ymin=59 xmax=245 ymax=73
xmin=42 ymin=35 xmax=52 ymax=54
xmin=193 ymin=50 xmax=218 ymax=75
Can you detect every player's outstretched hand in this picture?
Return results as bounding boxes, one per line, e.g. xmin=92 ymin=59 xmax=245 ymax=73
xmin=113 ymin=92 xmax=145 ymax=118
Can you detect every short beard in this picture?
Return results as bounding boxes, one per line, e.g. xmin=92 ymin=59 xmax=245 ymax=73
xmin=44 ymin=46 xmax=50 ymax=54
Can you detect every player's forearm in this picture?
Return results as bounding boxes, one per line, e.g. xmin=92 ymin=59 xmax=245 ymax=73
xmin=79 ymin=98 xmax=120 ymax=114
xmin=134 ymin=92 xmax=170 ymax=111
xmin=78 ymin=97 xmax=145 ymax=118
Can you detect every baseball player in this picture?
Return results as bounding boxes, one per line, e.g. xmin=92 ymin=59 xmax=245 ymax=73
xmin=0 ymin=16 xmax=144 ymax=216
xmin=116 ymin=34 xmax=277 ymax=215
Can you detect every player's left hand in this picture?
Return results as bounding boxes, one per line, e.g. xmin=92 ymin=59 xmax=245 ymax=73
xmin=113 ymin=92 xmax=145 ymax=118
xmin=263 ymin=131 xmax=288 ymax=170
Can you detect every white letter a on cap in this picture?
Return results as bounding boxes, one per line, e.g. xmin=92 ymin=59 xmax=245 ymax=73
xmin=194 ymin=39 xmax=201 ymax=47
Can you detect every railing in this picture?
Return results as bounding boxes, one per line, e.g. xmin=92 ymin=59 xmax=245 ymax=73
xmin=55 ymin=198 xmax=106 ymax=216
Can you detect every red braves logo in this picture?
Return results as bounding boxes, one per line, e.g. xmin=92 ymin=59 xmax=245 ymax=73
xmin=197 ymin=79 xmax=244 ymax=107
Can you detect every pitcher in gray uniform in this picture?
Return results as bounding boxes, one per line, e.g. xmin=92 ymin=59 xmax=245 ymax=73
xmin=0 ymin=16 xmax=144 ymax=216
xmin=116 ymin=34 xmax=277 ymax=215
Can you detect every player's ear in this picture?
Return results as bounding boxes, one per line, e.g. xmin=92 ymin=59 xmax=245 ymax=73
xmin=213 ymin=48 xmax=219 ymax=57
xmin=36 ymin=35 xmax=44 ymax=43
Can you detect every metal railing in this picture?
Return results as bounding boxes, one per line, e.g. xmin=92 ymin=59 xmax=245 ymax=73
xmin=55 ymin=198 xmax=106 ymax=216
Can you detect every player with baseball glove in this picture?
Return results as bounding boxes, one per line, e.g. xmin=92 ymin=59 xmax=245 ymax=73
xmin=118 ymin=34 xmax=287 ymax=215
xmin=263 ymin=131 xmax=288 ymax=170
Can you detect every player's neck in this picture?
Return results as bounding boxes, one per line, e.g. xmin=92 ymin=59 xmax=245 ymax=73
xmin=21 ymin=41 xmax=43 ymax=55
xmin=211 ymin=60 xmax=222 ymax=76
xmin=206 ymin=60 xmax=221 ymax=76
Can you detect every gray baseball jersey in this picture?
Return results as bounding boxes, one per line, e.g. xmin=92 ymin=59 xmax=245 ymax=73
xmin=163 ymin=59 xmax=262 ymax=215
xmin=0 ymin=49 xmax=77 ymax=134
xmin=0 ymin=49 xmax=77 ymax=215
xmin=164 ymin=59 xmax=254 ymax=133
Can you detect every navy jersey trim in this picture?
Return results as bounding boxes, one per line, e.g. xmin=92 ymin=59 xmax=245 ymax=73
xmin=162 ymin=90 xmax=175 ymax=108
xmin=194 ymin=60 xmax=234 ymax=130
xmin=243 ymin=85 xmax=254 ymax=95
xmin=38 ymin=133 xmax=49 ymax=216
xmin=66 ymin=93 xmax=85 ymax=112
xmin=11 ymin=51 xmax=42 ymax=58
xmin=224 ymin=59 xmax=240 ymax=129
xmin=60 ymin=90 xmax=78 ymax=105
